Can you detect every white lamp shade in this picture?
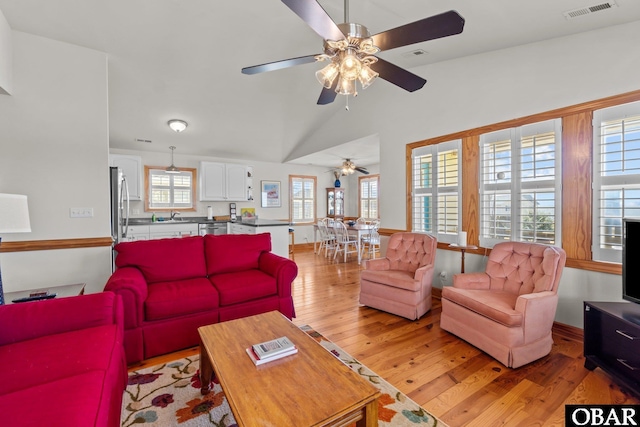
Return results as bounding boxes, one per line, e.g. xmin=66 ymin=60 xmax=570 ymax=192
xmin=0 ymin=194 xmax=31 ymax=233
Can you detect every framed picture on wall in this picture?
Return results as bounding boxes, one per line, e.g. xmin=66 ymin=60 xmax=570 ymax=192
xmin=261 ymin=180 xmax=281 ymax=207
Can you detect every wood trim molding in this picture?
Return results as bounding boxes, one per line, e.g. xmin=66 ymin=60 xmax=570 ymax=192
xmin=0 ymin=237 xmax=113 ymax=253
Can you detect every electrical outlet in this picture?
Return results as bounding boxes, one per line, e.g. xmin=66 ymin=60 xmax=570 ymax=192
xmin=70 ymin=207 xmax=93 ymax=218
xmin=439 ymin=271 xmax=447 ymax=279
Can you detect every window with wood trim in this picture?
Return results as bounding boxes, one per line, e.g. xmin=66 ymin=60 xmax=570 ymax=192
xmin=411 ymin=140 xmax=461 ymax=243
xmin=479 ymin=119 xmax=561 ymax=247
xmin=359 ymin=175 xmax=379 ymax=220
xmin=145 ymin=166 xmax=197 ymax=211
xmin=592 ymin=101 xmax=640 ymax=263
xmin=289 ymin=175 xmax=316 ymax=224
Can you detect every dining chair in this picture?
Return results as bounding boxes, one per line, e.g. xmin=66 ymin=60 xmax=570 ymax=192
xmin=317 ymin=218 xmax=336 ymax=257
xmin=333 ymin=221 xmax=359 ymax=262
xmin=360 ymin=219 xmax=380 ymax=259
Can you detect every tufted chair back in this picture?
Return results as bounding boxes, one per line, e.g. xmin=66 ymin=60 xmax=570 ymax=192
xmin=485 ymin=241 xmax=566 ymax=295
xmin=385 ymin=232 xmax=437 ymax=274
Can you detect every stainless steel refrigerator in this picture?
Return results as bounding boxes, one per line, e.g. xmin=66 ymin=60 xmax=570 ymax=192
xmin=110 ymin=167 xmax=130 ymax=269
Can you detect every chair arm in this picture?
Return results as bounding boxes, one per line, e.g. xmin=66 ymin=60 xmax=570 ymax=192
xmin=0 ymin=292 xmax=123 ymax=346
xmin=104 ymin=267 xmax=148 ymax=329
xmin=452 ymin=272 xmax=491 ymax=289
xmin=515 ymin=291 xmax=559 ymax=342
xmin=363 ymin=258 xmax=390 ymax=271
xmin=259 ymin=252 xmax=298 ymax=298
xmin=414 ymin=264 xmax=435 ymax=286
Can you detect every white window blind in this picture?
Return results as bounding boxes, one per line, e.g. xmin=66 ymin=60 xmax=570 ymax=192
xmin=411 ymin=140 xmax=461 ymax=243
xmin=148 ymin=169 xmax=193 ymax=209
xmin=479 ymin=119 xmax=561 ymax=247
xmin=290 ymin=176 xmax=316 ymax=223
xmin=359 ymin=175 xmax=379 ymax=219
xmin=592 ymin=101 xmax=640 ymax=262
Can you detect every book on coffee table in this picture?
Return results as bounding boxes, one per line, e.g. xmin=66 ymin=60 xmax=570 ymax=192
xmin=245 ymin=346 xmax=298 ymax=366
xmin=251 ymin=336 xmax=295 ymax=359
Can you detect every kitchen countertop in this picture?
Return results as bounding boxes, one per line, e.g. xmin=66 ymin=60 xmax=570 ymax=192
xmin=127 ymin=217 xmax=291 ymax=226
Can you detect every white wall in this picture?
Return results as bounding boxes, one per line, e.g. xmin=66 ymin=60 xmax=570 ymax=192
xmin=0 ymin=9 xmax=11 ymax=95
xmin=0 ymin=31 xmax=111 ymax=294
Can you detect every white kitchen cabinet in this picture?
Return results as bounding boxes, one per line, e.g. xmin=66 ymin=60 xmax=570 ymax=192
xmin=123 ymin=225 xmax=150 ymax=242
xmin=148 ymin=223 xmax=198 ymax=240
xmin=110 ymin=154 xmax=143 ymax=200
xmin=199 ymin=162 xmax=249 ymax=201
xmin=227 ymin=221 xmax=290 ymax=258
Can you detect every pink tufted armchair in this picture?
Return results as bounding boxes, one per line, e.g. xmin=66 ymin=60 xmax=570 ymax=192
xmin=440 ymin=241 xmax=566 ymax=368
xmin=359 ymin=232 xmax=437 ymax=320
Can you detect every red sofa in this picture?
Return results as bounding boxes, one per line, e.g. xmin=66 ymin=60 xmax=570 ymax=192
xmin=0 ymin=292 xmax=127 ymax=427
xmin=105 ymin=233 xmax=298 ymax=364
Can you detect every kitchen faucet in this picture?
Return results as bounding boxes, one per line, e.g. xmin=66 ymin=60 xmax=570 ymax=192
xmin=170 ymin=211 xmax=181 ymax=220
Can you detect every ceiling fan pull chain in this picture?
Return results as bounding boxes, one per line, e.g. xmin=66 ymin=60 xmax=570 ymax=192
xmin=345 ymin=95 xmax=349 ymax=111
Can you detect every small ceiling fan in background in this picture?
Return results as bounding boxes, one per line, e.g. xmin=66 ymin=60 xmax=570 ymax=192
xmin=242 ymin=0 xmax=465 ymax=105
xmin=337 ymin=159 xmax=369 ymax=175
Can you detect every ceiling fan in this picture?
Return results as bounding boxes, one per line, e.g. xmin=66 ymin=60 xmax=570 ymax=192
xmin=338 ymin=159 xmax=369 ymax=175
xmin=242 ymin=0 xmax=465 ymax=105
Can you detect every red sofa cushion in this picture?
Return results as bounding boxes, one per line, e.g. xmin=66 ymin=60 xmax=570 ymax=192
xmin=145 ymin=278 xmax=219 ymax=321
xmin=0 ymin=371 xmax=113 ymax=427
xmin=210 ymin=270 xmax=277 ymax=306
xmin=115 ymin=236 xmax=206 ymax=283
xmin=0 ymin=324 xmax=121 ymax=395
xmin=205 ymin=233 xmax=271 ymax=275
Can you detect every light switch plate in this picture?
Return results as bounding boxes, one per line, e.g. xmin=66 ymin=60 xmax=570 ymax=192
xmin=70 ymin=207 xmax=93 ymax=218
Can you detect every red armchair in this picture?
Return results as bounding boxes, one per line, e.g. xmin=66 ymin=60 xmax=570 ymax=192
xmin=359 ymin=232 xmax=437 ymax=320
xmin=440 ymin=241 xmax=566 ymax=368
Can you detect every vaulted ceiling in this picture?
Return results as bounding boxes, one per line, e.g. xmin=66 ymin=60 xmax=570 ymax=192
xmin=1 ymin=0 xmax=639 ymax=168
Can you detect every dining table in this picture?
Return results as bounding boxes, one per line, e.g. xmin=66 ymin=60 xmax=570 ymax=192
xmin=313 ymin=222 xmax=375 ymax=264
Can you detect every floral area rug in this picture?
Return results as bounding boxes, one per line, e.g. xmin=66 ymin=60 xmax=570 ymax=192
xmin=121 ymin=326 xmax=446 ymax=427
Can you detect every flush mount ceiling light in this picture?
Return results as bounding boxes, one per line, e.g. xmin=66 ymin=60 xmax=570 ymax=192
xmin=168 ymin=119 xmax=188 ymax=133
xmin=166 ymin=146 xmax=180 ymax=174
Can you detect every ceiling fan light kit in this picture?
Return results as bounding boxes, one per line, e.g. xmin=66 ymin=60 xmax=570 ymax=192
xmin=242 ymin=0 xmax=465 ymax=105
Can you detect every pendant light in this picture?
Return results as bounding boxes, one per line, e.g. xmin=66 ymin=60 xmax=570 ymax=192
xmin=166 ymin=146 xmax=180 ymax=174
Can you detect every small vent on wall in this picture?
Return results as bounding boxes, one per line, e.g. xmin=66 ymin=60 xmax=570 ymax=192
xmin=135 ymin=138 xmax=153 ymax=143
xmin=563 ymin=1 xmax=617 ymax=19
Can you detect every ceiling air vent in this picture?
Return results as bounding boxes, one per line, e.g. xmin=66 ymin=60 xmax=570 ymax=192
xmin=563 ymin=1 xmax=617 ymax=19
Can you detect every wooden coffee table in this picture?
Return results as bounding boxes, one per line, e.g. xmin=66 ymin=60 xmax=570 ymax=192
xmin=198 ymin=311 xmax=380 ymax=427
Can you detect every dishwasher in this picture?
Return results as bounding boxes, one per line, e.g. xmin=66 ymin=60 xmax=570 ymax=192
xmin=198 ymin=222 xmax=227 ymax=235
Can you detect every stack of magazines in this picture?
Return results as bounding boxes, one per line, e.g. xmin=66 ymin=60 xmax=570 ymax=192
xmin=246 ymin=336 xmax=298 ymax=366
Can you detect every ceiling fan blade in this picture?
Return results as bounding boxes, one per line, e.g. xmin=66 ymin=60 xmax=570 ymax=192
xmin=281 ymin=0 xmax=345 ymax=42
xmin=371 ymin=10 xmax=465 ymax=52
xmin=242 ymin=54 xmax=320 ymax=75
xmin=355 ymin=167 xmax=370 ymax=175
xmin=317 ymin=81 xmax=338 ymax=105
xmin=370 ymin=58 xmax=426 ymax=92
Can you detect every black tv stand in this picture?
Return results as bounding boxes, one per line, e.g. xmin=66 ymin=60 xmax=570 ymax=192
xmin=584 ymin=301 xmax=640 ymax=399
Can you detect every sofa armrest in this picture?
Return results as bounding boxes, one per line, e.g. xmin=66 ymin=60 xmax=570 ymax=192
xmin=515 ymin=291 xmax=559 ymax=342
xmin=363 ymin=258 xmax=390 ymax=271
xmin=258 ymin=252 xmax=298 ymax=298
xmin=104 ymin=267 xmax=148 ymax=329
xmin=452 ymin=272 xmax=490 ymax=289
xmin=0 ymin=291 xmax=123 ymax=346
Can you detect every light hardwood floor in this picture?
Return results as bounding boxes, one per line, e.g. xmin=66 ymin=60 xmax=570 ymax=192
xmin=132 ymin=246 xmax=640 ymax=426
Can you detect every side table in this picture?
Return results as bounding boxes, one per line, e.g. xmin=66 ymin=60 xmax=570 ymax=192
xmin=5 ymin=283 xmax=85 ymax=304
xmin=448 ymin=244 xmax=478 ymax=273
